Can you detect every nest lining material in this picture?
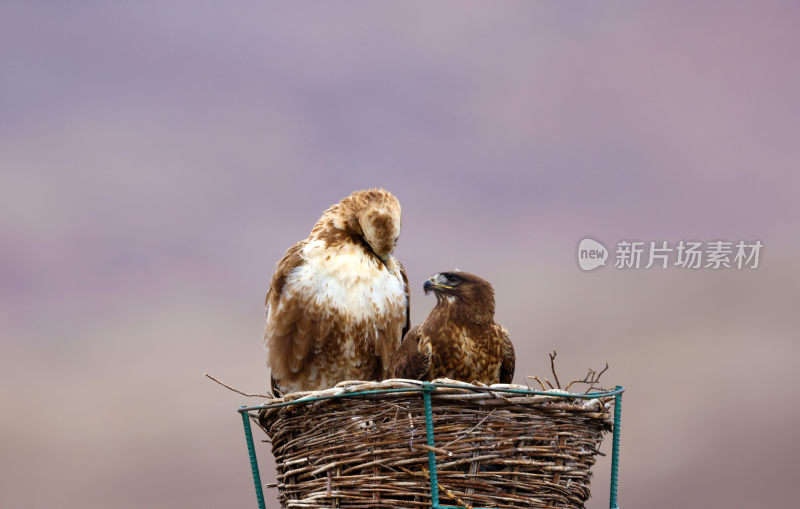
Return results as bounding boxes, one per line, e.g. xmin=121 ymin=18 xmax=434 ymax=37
xmin=257 ymin=378 xmax=614 ymax=509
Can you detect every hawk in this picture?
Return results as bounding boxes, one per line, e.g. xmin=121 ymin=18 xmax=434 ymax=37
xmin=390 ymin=271 xmax=514 ymax=385
xmin=265 ymin=189 xmax=410 ymax=396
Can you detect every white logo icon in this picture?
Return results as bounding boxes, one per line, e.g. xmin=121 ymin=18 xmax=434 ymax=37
xmin=578 ymin=238 xmax=608 ymax=271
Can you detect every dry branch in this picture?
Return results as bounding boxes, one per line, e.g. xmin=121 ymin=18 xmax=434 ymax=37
xmin=549 ymin=350 xmax=562 ymax=389
xmin=204 ymin=372 xmax=269 ymax=398
xmin=564 ymin=362 xmax=610 ymax=393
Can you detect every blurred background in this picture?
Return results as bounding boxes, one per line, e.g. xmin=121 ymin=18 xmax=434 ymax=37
xmin=2 ymin=1 xmax=799 ymax=508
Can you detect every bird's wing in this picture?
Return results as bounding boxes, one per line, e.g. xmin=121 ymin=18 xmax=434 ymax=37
xmin=498 ymin=326 xmax=515 ymax=384
xmin=390 ymin=326 xmax=430 ymax=380
xmin=264 ymin=240 xmax=306 ymax=322
xmin=369 ymin=256 xmax=411 ymax=379
xmin=265 ymin=240 xmax=318 ymax=386
xmin=397 ymin=258 xmax=411 ymax=344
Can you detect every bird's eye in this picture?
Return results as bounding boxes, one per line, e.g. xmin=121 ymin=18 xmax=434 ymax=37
xmin=447 ymin=274 xmax=460 ymax=284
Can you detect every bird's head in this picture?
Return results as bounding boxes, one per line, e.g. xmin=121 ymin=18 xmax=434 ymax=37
xmin=335 ymin=189 xmax=401 ymax=261
xmin=423 ymin=271 xmax=496 ymax=319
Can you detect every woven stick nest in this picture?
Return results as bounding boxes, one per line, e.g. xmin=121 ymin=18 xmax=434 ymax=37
xmin=256 ymin=378 xmax=614 ymax=509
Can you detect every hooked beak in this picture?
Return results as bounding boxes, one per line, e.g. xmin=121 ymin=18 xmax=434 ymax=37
xmin=423 ymin=274 xmax=453 ymax=295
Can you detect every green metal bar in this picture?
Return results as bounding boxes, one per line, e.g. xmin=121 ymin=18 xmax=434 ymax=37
xmin=609 ymin=385 xmax=623 ymax=509
xmin=240 ymin=406 xmax=266 ymax=509
xmin=422 ymin=384 xmax=441 ymax=508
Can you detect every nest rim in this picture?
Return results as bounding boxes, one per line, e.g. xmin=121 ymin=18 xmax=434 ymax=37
xmin=238 ymin=378 xmax=624 ymax=414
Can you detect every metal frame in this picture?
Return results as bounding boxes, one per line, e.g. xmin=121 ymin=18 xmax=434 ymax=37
xmin=238 ymin=383 xmax=624 ymax=509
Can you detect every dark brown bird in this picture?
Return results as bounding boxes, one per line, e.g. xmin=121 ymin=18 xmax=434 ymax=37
xmin=390 ymin=271 xmax=515 ymax=384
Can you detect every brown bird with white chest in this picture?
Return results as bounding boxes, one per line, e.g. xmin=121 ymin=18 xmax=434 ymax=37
xmin=390 ymin=271 xmax=515 ymax=385
xmin=265 ymin=189 xmax=410 ymax=396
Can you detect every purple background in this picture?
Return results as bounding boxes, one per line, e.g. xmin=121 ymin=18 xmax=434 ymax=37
xmin=2 ymin=2 xmax=799 ymax=508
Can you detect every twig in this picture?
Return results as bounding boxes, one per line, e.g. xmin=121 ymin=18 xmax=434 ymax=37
xmin=396 ymin=465 xmax=473 ymax=509
xmin=565 ymin=370 xmax=593 ymax=392
xmin=408 ymin=413 xmax=416 ymax=451
xmin=412 ymin=443 xmax=454 ymax=457
xmin=527 ymin=376 xmax=548 ymax=391
xmin=564 ymin=362 xmax=610 ymax=393
xmin=423 ymin=467 xmax=472 ymax=509
xmin=204 ymin=372 xmax=269 ymax=398
xmin=443 ymin=410 xmax=495 ymax=448
xmin=585 ymin=364 xmax=608 ymax=393
xmin=595 ymin=362 xmax=609 ymax=381
xmin=549 ymin=350 xmax=561 ymax=389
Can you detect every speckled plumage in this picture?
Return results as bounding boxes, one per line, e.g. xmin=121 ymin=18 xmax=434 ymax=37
xmin=265 ymin=189 xmax=409 ymax=395
xmin=390 ymin=271 xmax=515 ymax=385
